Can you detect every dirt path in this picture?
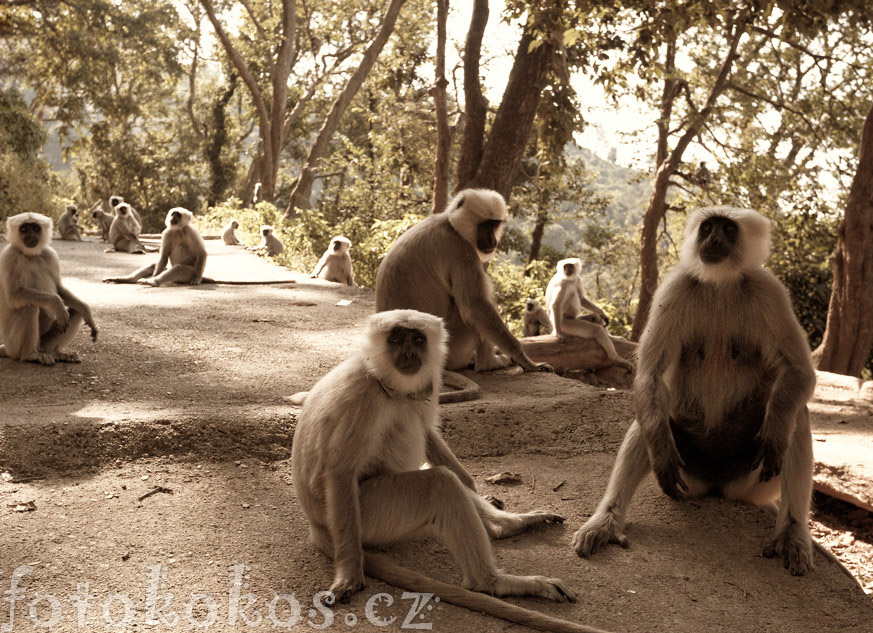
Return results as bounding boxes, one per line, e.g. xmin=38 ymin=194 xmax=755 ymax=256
xmin=0 ymin=239 xmax=871 ymax=632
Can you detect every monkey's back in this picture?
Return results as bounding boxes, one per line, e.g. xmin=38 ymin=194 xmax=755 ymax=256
xmin=375 ymin=214 xmax=478 ymax=319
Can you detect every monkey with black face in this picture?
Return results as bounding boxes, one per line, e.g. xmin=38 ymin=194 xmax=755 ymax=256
xmin=522 ymin=298 xmax=552 ymax=337
xmin=107 ymin=203 xmax=150 ymax=253
xmin=109 ymin=195 xmax=143 ymax=230
xmin=311 ymin=236 xmax=355 ymax=286
xmin=93 ymin=208 xmax=114 ymax=241
xmin=103 ymin=207 xmax=206 ymax=286
xmin=0 ymin=213 xmax=98 ymax=365
xmin=572 ymin=207 xmax=816 ymax=576
xmin=248 ymin=225 xmax=284 ymax=256
xmin=293 ymin=310 xmax=612 ymax=633
xmin=222 ymin=220 xmax=241 ymax=246
xmin=545 ymin=258 xmax=632 ymax=370
xmin=57 ymin=205 xmax=84 ymax=241
xmin=376 ymin=189 xmax=549 ymax=373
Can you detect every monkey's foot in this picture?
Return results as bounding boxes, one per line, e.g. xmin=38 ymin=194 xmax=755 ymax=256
xmin=24 ymin=352 xmax=55 ymax=366
xmin=486 ymin=510 xmax=565 ymax=539
xmin=613 ymin=357 xmax=635 ymax=371
xmin=328 ymin=574 xmax=366 ymax=604
xmin=102 ymin=277 xmax=126 ymax=284
xmin=572 ymin=512 xmax=629 ymax=556
xmin=0 ymin=344 xmax=7 ymax=358
xmin=763 ymin=525 xmax=813 ymax=575
xmin=474 ymin=350 xmax=511 ymax=372
xmin=475 ymin=574 xmax=577 ymax=603
xmin=54 ymin=351 xmax=81 ymax=363
xmin=137 ymin=278 xmax=160 ymax=287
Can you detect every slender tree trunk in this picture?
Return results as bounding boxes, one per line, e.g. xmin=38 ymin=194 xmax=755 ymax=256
xmin=528 ymin=206 xmax=548 ymax=264
xmin=205 ymin=77 xmax=238 ymax=207
xmin=813 ymin=102 xmax=873 ymax=375
xmin=284 ymin=0 xmax=408 ymax=217
xmin=429 ymin=0 xmax=450 ymax=214
xmin=454 ymin=0 xmax=488 ymax=192
xmin=630 ymin=8 xmax=749 ymax=340
xmin=466 ymin=29 xmax=555 ymax=201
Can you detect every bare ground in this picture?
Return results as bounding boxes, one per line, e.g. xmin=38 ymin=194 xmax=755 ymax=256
xmin=0 ymin=238 xmax=871 ymax=632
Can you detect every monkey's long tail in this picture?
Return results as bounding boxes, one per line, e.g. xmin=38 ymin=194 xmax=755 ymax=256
xmin=200 ymin=277 xmax=297 ymax=285
xmin=363 ymin=552 xmax=616 ymax=633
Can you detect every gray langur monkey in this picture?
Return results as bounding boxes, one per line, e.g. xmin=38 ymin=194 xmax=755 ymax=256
xmin=0 ymin=213 xmax=98 ymax=365
xmin=104 ymin=207 xmax=206 ymax=286
xmin=57 ymin=205 xmax=84 ymax=241
xmin=109 ymin=195 xmax=143 ymax=231
xmin=376 ymin=189 xmax=549 ymax=373
xmin=572 ymin=207 xmax=816 ymax=576
xmin=293 ymin=310 xmax=612 ymax=633
xmin=222 ymin=220 xmax=241 ymax=246
xmin=248 ymin=225 xmax=284 ymax=256
xmin=545 ymin=258 xmax=633 ymax=370
xmin=93 ymin=208 xmax=114 ymax=242
xmin=311 ymin=236 xmax=355 ymax=286
xmin=522 ymin=298 xmax=552 ymax=337
xmin=107 ymin=203 xmax=151 ymax=253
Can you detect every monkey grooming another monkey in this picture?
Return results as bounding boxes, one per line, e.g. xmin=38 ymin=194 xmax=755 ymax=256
xmin=523 ymin=298 xmax=552 ymax=337
xmin=293 ymin=309 xmax=613 ymax=633
xmin=572 ymin=207 xmax=816 ymax=576
xmin=57 ymin=205 xmax=84 ymax=241
xmin=376 ymin=189 xmax=549 ymax=373
xmin=0 ymin=212 xmax=98 ymax=365
xmin=311 ymin=236 xmax=355 ymax=286
xmin=545 ymin=258 xmax=632 ymax=370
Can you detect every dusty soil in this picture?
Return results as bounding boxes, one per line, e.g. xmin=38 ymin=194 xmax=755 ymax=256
xmin=0 ymin=238 xmax=871 ymax=632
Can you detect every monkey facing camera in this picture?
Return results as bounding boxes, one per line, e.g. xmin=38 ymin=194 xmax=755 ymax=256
xmin=572 ymin=207 xmax=816 ymax=576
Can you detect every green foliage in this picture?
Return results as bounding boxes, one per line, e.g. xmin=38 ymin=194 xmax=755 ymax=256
xmin=0 ymin=90 xmax=55 ymax=219
xmin=489 ymin=258 xmax=554 ymax=337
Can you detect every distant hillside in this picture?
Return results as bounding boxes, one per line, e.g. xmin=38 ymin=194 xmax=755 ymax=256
xmin=543 ymin=144 xmax=651 ymax=252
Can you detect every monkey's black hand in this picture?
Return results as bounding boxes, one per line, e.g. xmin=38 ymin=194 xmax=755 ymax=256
xmin=602 ymin=315 xmax=610 ymax=327
xmin=753 ymin=438 xmax=784 ymax=482
xmin=653 ymin=456 xmax=688 ymax=500
xmin=89 ymin=324 xmax=99 ymax=342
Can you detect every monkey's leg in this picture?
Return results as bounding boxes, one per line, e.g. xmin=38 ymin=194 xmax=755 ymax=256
xmin=474 ymin=336 xmax=511 ymax=371
xmin=103 ymin=264 xmax=156 ymax=284
xmin=40 ymin=310 xmax=84 ymax=363
xmin=445 ymin=317 xmax=479 ymax=370
xmin=358 ymin=467 xmax=575 ymax=601
xmin=3 ymin=308 xmax=53 ymax=365
xmin=140 ymin=264 xmax=197 ymax=287
xmin=572 ymin=421 xmax=650 ymax=556
xmin=764 ymin=408 xmax=814 ymax=575
xmin=470 ymin=493 xmax=565 ymax=539
xmin=560 ymin=318 xmax=633 ymax=370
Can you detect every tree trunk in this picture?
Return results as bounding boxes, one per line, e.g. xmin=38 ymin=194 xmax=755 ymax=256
xmin=284 ymin=0 xmax=408 ymax=217
xmin=465 ymin=28 xmax=555 ymax=201
xmin=205 ymin=77 xmax=237 ymax=207
xmin=630 ymin=8 xmax=749 ymax=340
xmin=813 ymin=102 xmax=873 ymax=376
xmin=454 ymin=0 xmax=488 ymax=193
xmin=429 ymin=0 xmax=450 ymax=214
xmin=528 ymin=206 xmax=548 ymax=263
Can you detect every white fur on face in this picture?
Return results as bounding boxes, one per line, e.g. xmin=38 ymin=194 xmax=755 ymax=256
xmin=166 ymin=207 xmax=193 ymax=230
xmin=331 ymin=236 xmax=351 ymax=253
xmin=556 ymin=257 xmax=582 ymax=278
xmin=7 ymin=212 xmax=53 ymax=256
xmin=679 ymin=206 xmax=771 ymax=284
xmin=446 ymin=189 xmax=507 ymax=263
xmin=261 ymin=225 xmax=273 ymax=236
xmin=363 ymin=309 xmax=447 ymax=394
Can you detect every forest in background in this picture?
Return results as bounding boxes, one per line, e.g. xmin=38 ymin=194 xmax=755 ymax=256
xmin=1 ymin=0 xmax=872 ymax=375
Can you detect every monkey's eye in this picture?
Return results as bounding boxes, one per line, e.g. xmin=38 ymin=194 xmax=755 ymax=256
xmin=413 ymin=336 xmax=426 ymax=345
xmin=724 ymin=224 xmax=737 ymax=236
xmin=700 ymin=220 xmax=712 ymax=235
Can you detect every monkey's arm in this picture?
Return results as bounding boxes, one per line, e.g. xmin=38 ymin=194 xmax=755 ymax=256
xmin=345 ymin=254 xmax=355 ymax=287
xmin=578 ymin=292 xmax=608 ymax=325
xmin=58 ymin=286 xmax=98 ymax=341
xmin=311 ymin=253 xmax=328 ymax=277
xmin=153 ymin=236 xmax=171 ymax=276
xmin=426 ymin=430 xmax=476 ymax=491
xmin=455 ymin=268 xmax=548 ymax=371
xmin=324 ymin=469 xmax=366 ymax=600
xmin=536 ymin=309 xmax=552 ymax=331
xmin=754 ymin=277 xmax=817 ymax=481
xmin=634 ymin=289 xmax=686 ymax=498
xmin=191 ymin=244 xmax=207 ymax=285
xmin=9 ymin=285 xmax=69 ymax=328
